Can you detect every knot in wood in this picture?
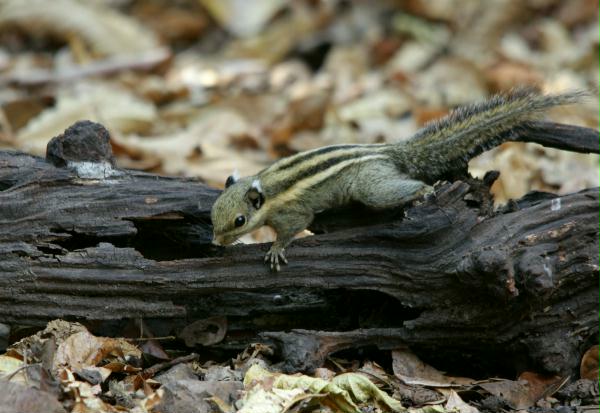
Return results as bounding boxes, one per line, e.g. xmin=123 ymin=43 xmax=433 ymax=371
xmin=46 ymin=120 xmax=114 ymax=167
xmin=457 ymin=248 xmax=518 ymax=300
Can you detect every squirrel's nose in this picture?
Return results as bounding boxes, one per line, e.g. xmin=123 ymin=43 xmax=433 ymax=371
xmin=212 ymin=236 xmax=222 ymax=246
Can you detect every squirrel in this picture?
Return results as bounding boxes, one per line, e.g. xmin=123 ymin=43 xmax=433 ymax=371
xmin=210 ymin=88 xmax=583 ymax=271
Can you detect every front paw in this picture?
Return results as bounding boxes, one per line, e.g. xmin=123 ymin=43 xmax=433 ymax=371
xmin=264 ymin=246 xmax=288 ymax=272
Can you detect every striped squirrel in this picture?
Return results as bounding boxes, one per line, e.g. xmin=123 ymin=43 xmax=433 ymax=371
xmin=210 ymin=88 xmax=582 ymax=271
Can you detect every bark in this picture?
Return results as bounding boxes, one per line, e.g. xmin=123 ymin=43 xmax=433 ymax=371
xmin=0 ymin=121 xmax=597 ymax=376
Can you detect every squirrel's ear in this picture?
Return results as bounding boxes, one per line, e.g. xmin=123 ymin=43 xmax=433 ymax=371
xmin=225 ymin=169 xmax=240 ymax=188
xmin=246 ymin=179 xmax=265 ymax=209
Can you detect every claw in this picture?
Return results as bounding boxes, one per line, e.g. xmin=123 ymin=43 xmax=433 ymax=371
xmin=278 ymin=250 xmax=287 ymax=265
xmin=265 ymin=246 xmax=287 ymax=272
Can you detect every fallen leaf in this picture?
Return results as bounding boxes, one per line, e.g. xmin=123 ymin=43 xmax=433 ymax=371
xmin=0 ymin=354 xmax=26 ymax=383
xmin=53 ymin=330 xmax=141 ymax=373
xmin=97 ymin=361 xmax=142 ymax=374
xmin=0 ymin=0 xmax=160 ymax=56
xmin=0 ymin=381 xmax=67 ymax=413
xmin=9 ymin=320 xmax=87 ymax=357
xmin=485 ymin=61 xmax=544 ymax=92
xmin=477 ymin=375 xmax=564 ymax=411
xmin=16 ymin=82 xmax=156 ymax=155
xmin=178 ymin=316 xmax=228 ymax=347
xmin=517 ymin=371 xmax=564 ymax=401
xmin=111 ymin=106 xmax=264 ymax=184
xmin=139 ymin=339 xmax=170 ymax=361
xmin=239 ymin=386 xmax=307 ymax=413
xmin=61 ymin=368 xmax=119 ymax=412
xmin=242 ymin=364 xmax=448 ymax=413
xmin=478 ymin=380 xmax=527 ymax=409
xmin=199 ymin=0 xmax=286 ymax=38
xmin=75 ymin=366 xmax=112 ymax=384
xmin=156 ymin=380 xmax=243 ymax=413
xmin=444 ymin=389 xmax=479 ymax=413
xmin=392 ymin=349 xmax=474 ymax=388
xmin=580 ymin=345 xmax=599 ymax=380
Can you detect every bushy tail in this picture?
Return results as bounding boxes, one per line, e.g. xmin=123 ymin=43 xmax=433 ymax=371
xmin=394 ymin=88 xmax=585 ymax=182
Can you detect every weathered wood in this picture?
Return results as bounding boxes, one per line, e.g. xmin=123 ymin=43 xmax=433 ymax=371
xmin=0 ymin=121 xmax=598 ymax=376
xmin=516 ymin=121 xmax=599 ymax=154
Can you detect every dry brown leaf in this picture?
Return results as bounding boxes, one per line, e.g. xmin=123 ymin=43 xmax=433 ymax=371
xmin=386 ymin=40 xmax=443 ymax=75
xmin=478 ymin=379 xmax=532 ymax=410
xmin=402 ymin=0 xmax=478 ymax=22
xmin=178 ymin=316 xmax=228 ymax=347
xmin=412 ymin=57 xmax=488 ymax=108
xmin=517 ymin=371 xmax=564 ymax=401
xmin=485 ymin=61 xmax=544 ymax=92
xmin=60 ymin=368 xmax=119 ymax=412
xmin=9 ymin=320 xmax=88 ymax=360
xmin=392 ymin=349 xmax=474 ymax=388
xmin=0 ymin=0 xmax=160 ymax=56
xmin=470 ymin=143 xmax=600 ymax=204
xmin=139 ymin=339 xmax=170 ymax=361
xmin=224 ymin=3 xmax=319 ymax=64
xmin=0 ymin=381 xmax=67 ymax=413
xmin=500 ymin=19 xmax=596 ymax=69
xmin=101 ymin=361 xmax=142 ymax=374
xmin=16 ymin=82 xmax=156 ymax=155
xmin=76 ymin=366 xmax=112 ymax=384
xmin=478 ymin=373 xmax=563 ymax=411
xmin=1 ymin=95 xmax=53 ymax=131
xmin=132 ymin=2 xmax=208 ymax=43
xmin=0 ymin=354 xmax=26 ymax=383
xmin=111 ymin=107 xmax=266 ymax=184
xmin=53 ymin=330 xmax=141 ymax=373
xmin=444 ymin=389 xmax=479 ymax=413
xmin=580 ymin=345 xmax=599 ymax=380
xmin=199 ymin=0 xmax=286 ymax=38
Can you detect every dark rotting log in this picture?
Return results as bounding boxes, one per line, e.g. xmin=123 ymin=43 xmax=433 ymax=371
xmin=0 ymin=120 xmax=597 ymax=377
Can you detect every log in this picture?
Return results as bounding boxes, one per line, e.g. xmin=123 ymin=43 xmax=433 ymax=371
xmin=0 ymin=121 xmax=598 ymax=376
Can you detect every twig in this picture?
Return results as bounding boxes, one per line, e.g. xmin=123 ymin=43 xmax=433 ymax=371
xmin=0 ymin=48 xmax=171 ymax=86
xmin=126 ymin=336 xmax=177 ymax=342
xmin=141 ymin=353 xmax=199 ymax=378
xmin=0 ymin=362 xmax=41 ymax=382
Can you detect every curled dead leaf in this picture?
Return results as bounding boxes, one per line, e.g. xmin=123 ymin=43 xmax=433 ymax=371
xmin=0 ymin=0 xmax=160 ymax=56
xmin=580 ymin=345 xmax=599 ymax=380
xmin=392 ymin=349 xmax=474 ymax=388
xmin=53 ymin=330 xmax=141 ymax=374
xmin=179 ymin=316 xmax=228 ymax=347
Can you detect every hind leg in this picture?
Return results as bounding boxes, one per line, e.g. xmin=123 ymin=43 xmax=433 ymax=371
xmin=351 ymin=164 xmax=432 ymax=209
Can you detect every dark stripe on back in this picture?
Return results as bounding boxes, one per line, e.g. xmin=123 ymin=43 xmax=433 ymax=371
xmin=268 ymin=144 xmax=363 ymax=173
xmin=273 ymin=152 xmax=370 ymax=192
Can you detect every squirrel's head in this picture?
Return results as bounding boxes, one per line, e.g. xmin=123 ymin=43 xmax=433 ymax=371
xmin=210 ymin=173 xmax=265 ymax=246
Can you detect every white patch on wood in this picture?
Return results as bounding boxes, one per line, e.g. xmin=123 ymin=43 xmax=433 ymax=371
xmin=543 ymin=257 xmax=553 ymax=281
xmin=67 ymin=161 xmax=121 ymax=179
xmin=551 ymin=198 xmax=561 ymax=211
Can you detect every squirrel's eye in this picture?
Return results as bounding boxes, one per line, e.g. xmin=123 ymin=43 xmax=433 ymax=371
xmin=234 ymin=215 xmax=246 ymax=227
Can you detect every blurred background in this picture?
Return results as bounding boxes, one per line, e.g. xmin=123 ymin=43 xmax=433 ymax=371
xmin=0 ymin=0 xmax=597 ymax=204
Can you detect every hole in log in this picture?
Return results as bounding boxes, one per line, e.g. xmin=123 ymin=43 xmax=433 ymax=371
xmin=127 ymin=217 xmax=213 ymax=261
xmin=48 ymin=216 xmax=213 ymax=260
xmin=342 ymin=290 xmax=421 ymax=327
xmin=51 ymin=229 xmax=129 ymax=252
xmin=331 ymin=345 xmax=393 ymax=370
